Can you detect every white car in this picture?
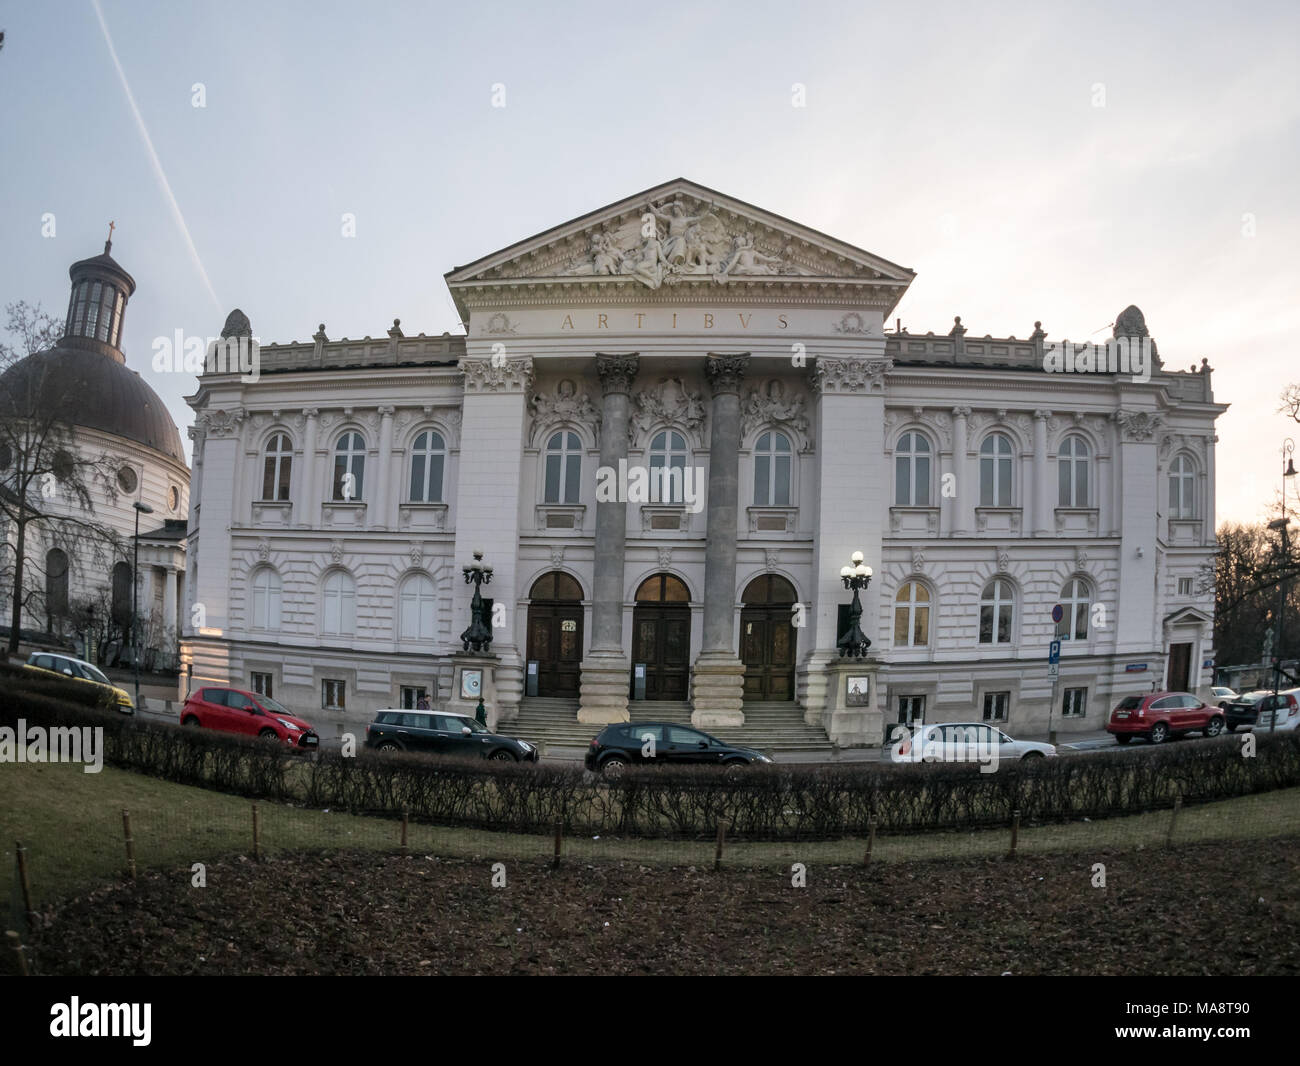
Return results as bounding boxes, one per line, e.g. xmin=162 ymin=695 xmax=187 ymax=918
xmin=1211 ymin=685 xmax=1238 ymax=709
xmin=890 ymin=721 xmax=1056 ymax=765
xmin=1254 ymin=689 xmax=1300 ymax=732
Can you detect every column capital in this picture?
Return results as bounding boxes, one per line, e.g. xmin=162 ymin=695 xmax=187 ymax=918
xmin=705 ymin=352 xmax=749 ymax=394
xmin=952 ymin=405 xmax=972 ymax=419
xmin=378 ymin=405 xmax=396 ymax=419
xmin=595 ymin=352 xmax=640 ymax=394
xmin=1034 ymin=409 xmax=1052 ymax=421
xmin=461 ymin=356 xmax=534 ymax=394
xmin=810 ymin=356 xmax=892 ymax=395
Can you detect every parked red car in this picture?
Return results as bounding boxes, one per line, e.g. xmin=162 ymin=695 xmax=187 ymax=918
xmin=1106 ymin=691 xmax=1225 ymax=745
xmin=180 ymin=686 xmax=320 ymax=749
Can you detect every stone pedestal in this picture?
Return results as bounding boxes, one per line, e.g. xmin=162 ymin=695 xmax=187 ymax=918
xmin=577 ymin=651 xmax=632 ymax=724
xmin=444 ymin=654 xmax=500 ymax=731
xmin=821 ymin=658 xmax=884 ymax=747
xmin=690 ymin=653 xmax=746 ymax=729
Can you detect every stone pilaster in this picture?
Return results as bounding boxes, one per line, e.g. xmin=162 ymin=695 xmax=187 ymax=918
xmin=299 ymin=408 xmax=319 ymax=529
xmin=1033 ymin=409 xmax=1052 ymax=536
xmin=371 ymin=405 xmax=395 ymax=529
xmin=691 ymin=352 xmax=749 ymax=729
xmin=951 ymin=406 xmax=971 ymax=536
xmin=578 ymin=353 xmax=639 ymax=724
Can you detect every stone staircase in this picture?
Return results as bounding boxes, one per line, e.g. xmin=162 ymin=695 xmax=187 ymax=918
xmin=507 ymin=697 xmax=833 ymax=756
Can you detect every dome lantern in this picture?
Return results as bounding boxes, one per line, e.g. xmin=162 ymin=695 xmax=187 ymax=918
xmin=62 ymin=223 xmax=137 ymax=364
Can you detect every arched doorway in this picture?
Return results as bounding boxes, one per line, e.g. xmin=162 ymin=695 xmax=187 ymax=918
xmin=631 ymin=574 xmax=691 ymax=701
xmin=525 ymin=571 xmax=584 ymax=698
xmin=741 ymin=574 xmax=797 ymax=701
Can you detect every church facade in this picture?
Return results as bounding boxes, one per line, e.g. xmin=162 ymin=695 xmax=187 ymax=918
xmin=181 ymin=179 xmax=1224 ymax=745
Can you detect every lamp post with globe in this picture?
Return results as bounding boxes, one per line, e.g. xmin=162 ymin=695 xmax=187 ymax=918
xmin=837 ymin=551 xmax=873 ymax=658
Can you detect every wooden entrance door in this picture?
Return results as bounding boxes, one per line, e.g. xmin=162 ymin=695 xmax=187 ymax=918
xmin=741 ymin=575 xmax=797 ymax=701
xmin=526 ymin=572 xmax=584 ymax=699
xmin=1168 ymin=642 xmax=1192 ymax=692
xmin=631 ymin=574 xmax=692 ymax=701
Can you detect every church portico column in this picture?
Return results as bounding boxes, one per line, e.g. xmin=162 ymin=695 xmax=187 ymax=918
xmin=577 ymin=353 xmax=639 ymax=725
xmin=690 ymin=352 xmax=749 ymax=730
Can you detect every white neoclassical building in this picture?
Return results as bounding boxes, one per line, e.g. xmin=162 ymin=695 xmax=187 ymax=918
xmin=181 ymin=179 xmax=1224 ymax=745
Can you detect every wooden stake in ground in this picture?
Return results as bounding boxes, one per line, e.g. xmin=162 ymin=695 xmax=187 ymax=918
xmin=1007 ymin=809 xmax=1021 ymax=860
xmin=552 ymin=821 xmax=562 ymax=870
xmin=121 ymin=809 xmax=136 ymax=881
xmin=864 ymin=816 xmax=878 ymax=865
xmin=5 ymin=930 xmax=28 ymax=976
xmin=401 ymin=810 xmax=409 ymax=857
xmin=252 ymin=803 xmax=261 ymax=862
xmin=714 ymin=821 xmax=725 ymax=871
xmin=15 ymin=841 xmax=35 ymax=927
xmin=1166 ymin=793 xmax=1183 ymax=848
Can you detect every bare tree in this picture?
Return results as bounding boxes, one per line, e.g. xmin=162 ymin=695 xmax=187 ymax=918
xmin=0 ymin=301 xmax=124 ymax=653
xmin=1282 ymin=383 xmax=1300 ymax=425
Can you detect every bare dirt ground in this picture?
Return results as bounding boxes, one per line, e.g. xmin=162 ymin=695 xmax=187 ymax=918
xmin=27 ymin=837 xmax=1300 ymax=976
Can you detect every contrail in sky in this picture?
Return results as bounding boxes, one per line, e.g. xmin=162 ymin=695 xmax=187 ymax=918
xmin=90 ymin=0 xmax=222 ymax=314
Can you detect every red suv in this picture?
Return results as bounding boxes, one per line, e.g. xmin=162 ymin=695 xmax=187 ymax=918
xmin=1106 ymin=691 xmax=1225 ymax=745
xmin=181 ymin=686 xmax=320 ymax=749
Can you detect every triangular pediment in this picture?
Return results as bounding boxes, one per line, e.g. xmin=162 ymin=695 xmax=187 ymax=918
xmin=445 ymin=178 xmax=915 ymax=312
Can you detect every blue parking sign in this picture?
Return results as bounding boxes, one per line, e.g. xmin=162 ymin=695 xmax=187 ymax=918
xmin=1048 ymin=640 xmax=1061 ymax=665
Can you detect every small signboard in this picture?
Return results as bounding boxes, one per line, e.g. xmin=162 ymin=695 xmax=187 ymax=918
xmin=1125 ymin=663 xmax=1148 ymax=673
xmin=1047 ymin=661 xmax=1059 ymax=681
xmin=1048 ymin=640 xmax=1061 ymax=665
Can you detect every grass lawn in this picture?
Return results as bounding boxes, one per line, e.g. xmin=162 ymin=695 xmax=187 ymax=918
xmin=5 ymin=760 xmax=1300 ymax=919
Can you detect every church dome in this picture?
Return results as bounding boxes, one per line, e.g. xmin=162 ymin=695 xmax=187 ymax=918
xmin=0 ymin=237 xmax=185 ymax=463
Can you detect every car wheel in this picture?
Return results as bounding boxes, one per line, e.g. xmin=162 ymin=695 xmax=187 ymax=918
xmin=1114 ymin=734 xmax=1132 ymax=745
xmin=375 ymin=740 xmax=401 ymax=753
xmin=258 ymin=728 xmax=280 ymax=742
xmin=1021 ymin=751 xmax=1045 ymax=760
xmin=182 ymin=716 xmax=200 ymax=727
xmin=489 ymin=749 xmax=516 ymax=762
xmin=1149 ymin=722 xmax=1169 ymax=744
xmin=1205 ymin=716 xmax=1225 ymax=737
xmin=600 ymin=755 xmax=628 ymax=778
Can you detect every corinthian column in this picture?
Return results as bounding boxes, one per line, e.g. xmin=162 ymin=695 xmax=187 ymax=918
xmin=577 ymin=353 xmax=639 ymax=724
xmin=691 ymin=352 xmax=749 ymax=730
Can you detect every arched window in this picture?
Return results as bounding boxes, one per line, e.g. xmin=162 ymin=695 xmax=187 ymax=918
xmin=261 ymin=433 xmax=293 ymax=501
xmin=409 ymin=430 xmax=447 ymax=503
xmin=979 ymin=433 xmax=1013 ymax=507
xmin=895 ymin=431 xmax=932 ymax=506
xmin=332 ymin=432 xmax=366 ymax=501
xmin=1058 ymin=435 xmax=1091 ymax=508
xmin=108 ymin=288 xmax=124 ymax=347
xmin=649 ymin=430 xmax=688 ymax=504
xmin=893 ymin=581 xmax=930 ymax=647
xmin=753 ymin=430 xmax=792 ymax=506
xmin=321 ymin=570 xmax=356 ymax=637
xmin=398 ymin=573 xmax=436 ymax=641
xmin=250 ymin=567 xmax=282 ymax=631
xmin=635 ymin=573 xmax=690 ymax=602
xmin=529 ymin=571 xmax=583 ymax=601
xmin=1061 ymin=577 xmax=1091 ymax=641
xmin=95 ymin=285 xmax=116 ymax=342
xmin=46 ymin=549 xmax=69 ymax=619
xmin=84 ymin=281 xmax=103 ymax=340
xmin=544 ymin=431 xmax=581 ymax=504
xmin=1169 ymin=455 xmax=1196 ymax=518
xmin=979 ymin=579 xmax=1014 ymax=644
xmin=110 ymin=561 xmax=132 ymax=626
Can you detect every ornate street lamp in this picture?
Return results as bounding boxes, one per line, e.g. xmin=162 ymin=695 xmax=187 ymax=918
xmin=131 ymin=501 xmax=154 ymax=712
xmin=836 ymin=550 xmax=873 ymax=658
xmin=1268 ymin=439 xmax=1297 ymax=730
xmin=460 ymin=550 xmax=494 ymax=653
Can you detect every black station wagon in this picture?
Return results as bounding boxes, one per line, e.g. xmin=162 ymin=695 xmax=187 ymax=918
xmin=364 ymin=710 xmax=538 ymax=762
xmin=585 ymin=721 xmax=773 ymax=777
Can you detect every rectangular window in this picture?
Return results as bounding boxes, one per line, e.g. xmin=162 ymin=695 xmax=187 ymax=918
xmin=1062 ymin=687 xmax=1087 ymax=718
xmin=410 ymin=452 xmax=426 ymax=501
xmin=982 ymin=691 xmax=1010 ymax=722
xmin=895 ymin=455 xmax=911 ymax=506
xmin=773 ymin=454 xmax=791 ymax=505
xmin=400 ymin=686 xmax=429 ymax=709
xmin=322 ymin=679 xmax=346 ymax=711
xmin=1177 ymin=577 xmax=1193 ymax=596
xmin=897 ymin=694 xmax=926 ymax=725
xmin=755 ymin=454 xmax=770 ymax=506
xmin=564 ymin=453 xmax=580 ymax=503
xmin=251 ymin=672 xmax=273 ymax=699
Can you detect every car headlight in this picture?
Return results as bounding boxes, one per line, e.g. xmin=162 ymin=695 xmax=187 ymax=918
xmin=518 ymin=741 xmax=533 ymax=751
xmin=276 ymin=718 xmax=301 ymax=731
xmin=758 ymin=754 xmax=773 ymax=763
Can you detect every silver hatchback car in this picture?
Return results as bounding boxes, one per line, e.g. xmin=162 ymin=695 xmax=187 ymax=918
xmin=889 ymin=721 xmax=1056 ymax=766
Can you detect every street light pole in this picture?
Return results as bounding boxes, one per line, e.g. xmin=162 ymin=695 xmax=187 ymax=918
xmin=132 ymin=501 xmax=154 ymax=713
xmin=1269 ymin=439 xmax=1296 ymax=732
xmin=836 ymin=551 xmax=873 ymax=658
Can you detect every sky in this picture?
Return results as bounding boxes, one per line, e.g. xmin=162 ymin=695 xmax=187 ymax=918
xmin=1 ymin=0 xmax=1297 ymax=524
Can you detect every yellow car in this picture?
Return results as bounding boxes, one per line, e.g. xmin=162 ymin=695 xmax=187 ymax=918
xmin=23 ymin=652 xmax=135 ymax=713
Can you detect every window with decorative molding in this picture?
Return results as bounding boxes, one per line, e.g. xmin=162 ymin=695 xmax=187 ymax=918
xmin=409 ymin=430 xmax=447 ymax=503
xmin=895 ymin=431 xmax=931 ymax=506
xmin=979 ymin=433 xmax=1013 ymax=507
xmin=1058 ymin=435 xmax=1091 ymax=507
xmin=753 ymin=430 xmax=792 ymax=506
xmin=1169 ymin=454 xmax=1196 ymax=518
xmin=893 ymin=581 xmax=930 ymax=647
xmin=262 ymin=433 xmax=293 ymax=501
xmin=979 ymin=579 xmax=1014 ymax=644
xmin=332 ymin=431 xmax=366 ymax=501
xmin=544 ymin=431 xmax=581 ymax=504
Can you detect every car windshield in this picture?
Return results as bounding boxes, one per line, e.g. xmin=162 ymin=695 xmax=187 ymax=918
xmin=453 ymin=717 xmax=486 ymax=733
xmin=1116 ymin=696 xmax=1143 ymax=710
xmin=257 ymin=696 xmax=293 ymax=716
xmin=82 ymin=664 xmax=111 ymax=685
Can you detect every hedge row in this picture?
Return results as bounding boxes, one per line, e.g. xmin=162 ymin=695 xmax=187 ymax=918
xmin=4 ymin=675 xmax=1299 ymax=841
